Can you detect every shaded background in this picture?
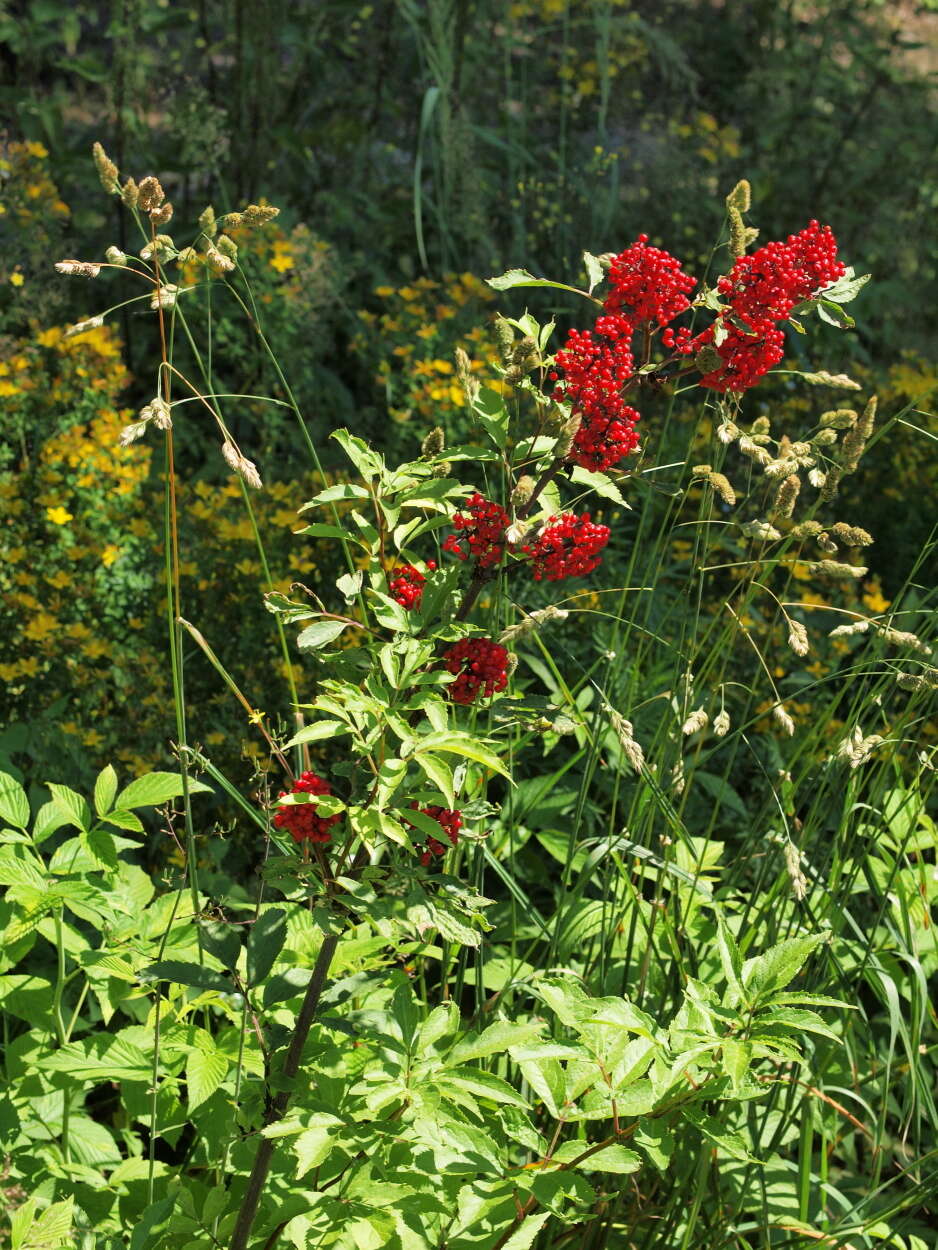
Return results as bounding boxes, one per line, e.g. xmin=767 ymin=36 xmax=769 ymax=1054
xmin=1 ymin=0 xmax=936 ymax=788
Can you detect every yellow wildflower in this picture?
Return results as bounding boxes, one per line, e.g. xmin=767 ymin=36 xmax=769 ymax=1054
xmin=9 ymin=272 xmax=23 ymax=287
xmin=101 ymin=544 xmax=121 ymax=567
xmin=46 ymin=505 xmax=73 ymax=525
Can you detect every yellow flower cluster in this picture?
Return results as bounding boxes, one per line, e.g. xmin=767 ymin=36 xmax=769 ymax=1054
xmin=353 ymin=272 xmax=499 ymax=423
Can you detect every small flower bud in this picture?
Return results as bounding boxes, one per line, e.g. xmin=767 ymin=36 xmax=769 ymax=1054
xmin=790 ymin=520 xmax=823 ymax=540
xmin=121 ymin=177 xmax=139 ymax=208
xmin=105 ymin=246 xmax=128 ymax=266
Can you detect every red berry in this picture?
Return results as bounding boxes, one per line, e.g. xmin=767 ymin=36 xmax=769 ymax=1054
xmin=523 ymin=512 xmax=610 ymax=582
xmin=389 ymin=563 xmax=427 ymax=610
xmin=273 ymin=771 xmax=340 ymax=845
xmin=603 ymin=236 xmax=696 ymax=327
xmin=443 ymin=494 xmax=511 ymax=568
xmin=442 ymin=637 xmax=510 ymax=705
xmin=409 ymin=804 xmax=462 ymax=865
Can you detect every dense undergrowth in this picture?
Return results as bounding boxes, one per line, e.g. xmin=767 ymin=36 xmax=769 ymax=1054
xmin=0 ymin=130 xmax=935 ymax=1250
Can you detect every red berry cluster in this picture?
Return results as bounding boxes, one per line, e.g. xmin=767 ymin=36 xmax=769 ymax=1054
xmin=389 ymin=561 xmax=435 ymax=610
xmin=603 ymin=234 xmax=696 ymax=327
xmin=273 ymin=771 xmax=341 ymax=845
xmin=443 ymin=493 xmax=511 ymax=568
xmin=411 ymin=804 xmax=462 ymax=866
xmin=523 ymin=512 xmax=611 ymax=582
xmin=443 ymin=637 xmax=510 ymax=704
xmin=551 ymin=314 xmax=640 ymax=472
xmin=699 ymin=220 xmax=845 ymax=393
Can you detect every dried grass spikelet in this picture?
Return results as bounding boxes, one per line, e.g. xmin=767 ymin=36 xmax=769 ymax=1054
xmin=174 ymin=247 xmax=200 ymax=268
xmin=139 ymin=235 xmax=175 ymax=263
xmin=118 ymin=420 xmax=149 ymax=447
xmin=741 ymin=519 xmax=782 ymax=541
xmin=92 ymin=141 xmax=119 ymax=192
xmin=728 ymin=207 xmax=747 ymax=260
xmin=215 ymin=235 xmax=238 ymax=263
xmin=150 ymin=283 xmax=179 ymax=310
xmin=717 ymin=420 xmax=740 ymax=444
xmin=421 ymin=426 xmax=445 ymax=457
xmin=499 ymin=604 xmax=568 ymax=645
xmin=818 ymin=465 xmax=841 ymax=500
xmin=790 ymin=520 xmax=823 ymax=541
xmin=242 ymin=203 xmax=280 ymax=227
xmin=511 ymin=475 xmax=535 ymax=509
xmin=150 ymin=201 xmax=174 ymax=228
xmin=836 ymin=725 xmax=883 ymax=768
xmin=681 ymin=707 xmax=709 ymax=736
xmin=121 ymin=177 xmax=139 ymax=208
xmin=838 ymin=395 xmax=877 ymax=474
xmin=772 ymin=704 xmax=795 ymax=736
xmin=204 ymin=241 xmax=235 ymax=273
xmin=105 ymin=246 xmax=128 ymax=266
xmin=555 ymin=411 xmax=583 ymax=459
xmin=784 ymin=841 xmax=808 ymax=901
xmin=55 ymin=259 xmax=101 ymax=278
xmin=820 ymin=408 xmax=858 ymax=430
xmin=829 ymin=619 xmax=869 ymax=638
xmin=802 ymin=371 xmax=862 ymax=390
xmin=148 ymin=397 xmax=172 ymax=430
xmin=725 ymin=179 xmax=751 ymax=213
xmin=671 ymin=756 xmax=686 ymax=795
xmin=199 ymin=205 xmax=218 ymax=238
xmin=764 ymin=456 xmax=800 ymax=480
xmin=812 ymin=427 xmax=838 ymax=447
xmin=897 ymin=666 xmax=938 ymax=692
xmin=222 ymin=440 xmax=262 ymax=489
xmin=877 ymin=626 xmax=932 ymax=655
xmin=787 ymin=619 xmax=809 ymax=657
xmin=713 ymin=709 xmax=731 ymax=737
xmin=809 ymin=560 xmax=867 ymax=581
xmin=830 ymin=522 xmax=873 ymax=548
xmin=738 ymin=436 xmax=773 ymax=466
xmin=609 ymin=710 xmax=645 ymax=773
xmin=64 ymin=315 xmax=105 ymax=338
xmin=494 ymin=316 xmax=515 ymax=361
xmin=454 ymin=347 xmax=480 ymax=404
xmin=771 ymin=473 xmax=801 ymax=520
xmin=137 ymin=176 xmax=165 ymax=213
xmin=817 ymin=531 xmax=838 ymax=554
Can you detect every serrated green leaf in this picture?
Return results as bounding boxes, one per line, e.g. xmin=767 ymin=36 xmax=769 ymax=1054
xmin=554 ymin=1141 xmax=641 ymax=1173
xmin=187 ymin=1046 xmax=228 ymax=1109
xmin=141 ymin=960 xmax=230 ymax=993
xmin=415 ymin=732 xmax=509 ymax=778
xmin=0 ymin=772 xmax=30 ymax=830
xmin=46 ymin=783 xmax=91 ymax=832
xmin=497 ymin=1212 xmax=552 ymax=1250
xmin=93 ymin=765 xmax=118 ymax=817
